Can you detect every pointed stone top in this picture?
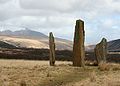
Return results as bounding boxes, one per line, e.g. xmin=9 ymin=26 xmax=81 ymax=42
xmin=49 ymin=32 xmax=53 ymax=35
xmin=100 ymin=38 xmax=107 ymax=43
xmin=49 ymin=32 xmax=54 ymax=37
xmin=102 ymin=38 xmax=106 ymax=40
xmin=76 ymin=19 xmax=84 ymax=22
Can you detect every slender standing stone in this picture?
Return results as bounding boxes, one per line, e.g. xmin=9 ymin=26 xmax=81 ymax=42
xmin=49 ymin=32 xmax=55 ymax=66
xmin=73 ymin=19 xmax=85 ymax=67
xmin=94 ymin=38 xmax=107 ymax=65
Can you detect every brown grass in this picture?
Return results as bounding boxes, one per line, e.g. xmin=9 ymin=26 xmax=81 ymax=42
xmin=20 ymin=80 xmax=27 ymax=86
xmin=0 ymin=59 xmax=119 ymax=86
xmin=98 ymin=63 xmax=111 ymax=71
xmin=89 ymin=71 xmax=96 ymax=82
xmin=98 ymin=63 xmax=120 ymax=71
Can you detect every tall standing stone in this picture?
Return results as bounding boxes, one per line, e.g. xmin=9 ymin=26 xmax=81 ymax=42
xmin=49 ymin=32 xmax=55 ymax=66
xmin=73 ymin=19 xmax=85 ymax=67
xmin=94 ymin=38 xmax=107 ymax=65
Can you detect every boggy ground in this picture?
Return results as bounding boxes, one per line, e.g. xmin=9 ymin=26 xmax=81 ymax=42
xmin=0 ymin=59 xmax=119 ymax=86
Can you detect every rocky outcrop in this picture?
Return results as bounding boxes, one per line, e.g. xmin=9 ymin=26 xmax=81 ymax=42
xmin=73 ymin=19 xmax=85 ymax=67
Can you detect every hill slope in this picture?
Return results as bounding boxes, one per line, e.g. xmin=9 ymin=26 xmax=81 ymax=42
xmin=0 ymin=28 xmax=48 ymax=39
xmin=108 ymin=39 xmax=120 ymax=52
xmin=0 ymin=41 xmax=16 ymax=48
xmin=86 ymin=39 xmax=120 ymax=52
xmin=0 ymin=29 xmax=72 ymax=50
xmin=1 ymin=29 xmax=119 ymax=51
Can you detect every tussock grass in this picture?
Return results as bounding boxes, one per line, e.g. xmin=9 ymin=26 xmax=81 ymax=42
xmin=98 ymin=63 xmax=120 ymax=71
xmin=0 ymin=59 xmax=119 ymax=86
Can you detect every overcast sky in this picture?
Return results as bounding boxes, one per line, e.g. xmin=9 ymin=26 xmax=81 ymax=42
xmin=0 ymin=0 xmax=120 ymax=44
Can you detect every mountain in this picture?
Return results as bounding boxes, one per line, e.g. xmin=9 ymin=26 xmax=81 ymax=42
xmin=0 ymin=28 xmax=48 ymax=39
xmin=0 ymin=29 xmax=72 ymax=50
xmin=86 ymin=39 xmax=120 ymax=52
xmin=0 ymin=29 xmax=120 ymax=51
xmin=85 ymin=45 xmax=95 ymax=52
xmin=108 ymin=39 xmax=120 ymax=52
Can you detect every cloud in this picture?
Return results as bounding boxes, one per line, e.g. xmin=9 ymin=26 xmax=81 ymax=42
xmin=19 ymin=0 xmax=76 ymax=12
xmin=0 ymin=0 xmax=12 ymax=4
xmin=0 ymin=0 xmax=120 ymax=44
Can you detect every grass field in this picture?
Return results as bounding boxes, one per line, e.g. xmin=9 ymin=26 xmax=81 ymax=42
xmin=0 ymin=59 xmax=119 ymax=86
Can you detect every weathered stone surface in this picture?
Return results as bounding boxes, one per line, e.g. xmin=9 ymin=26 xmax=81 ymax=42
xmin=94 ymin=38 xmax=107 ymax=65
xmin=73 ymin=19 xmax=85 ymax=67
xmin=49 ymin=32 xmax=55 ymax=66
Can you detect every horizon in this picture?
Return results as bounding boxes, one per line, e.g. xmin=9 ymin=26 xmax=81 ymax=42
xmin=0 ymin=28 xmax=120 ymax=45
xmin=0 ymin=0 xmax=120 ymax=44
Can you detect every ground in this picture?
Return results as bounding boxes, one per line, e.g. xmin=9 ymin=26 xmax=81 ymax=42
xmin=0 ymin=59 xmax=120 ymax=86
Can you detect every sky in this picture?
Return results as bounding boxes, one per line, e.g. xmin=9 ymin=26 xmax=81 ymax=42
xmin=0 ymin=0 xmax=120 ymax=44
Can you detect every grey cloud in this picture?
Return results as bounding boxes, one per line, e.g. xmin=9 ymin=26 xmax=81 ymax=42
xmin=0 ymin=0 xmax=12 ymax=4
xmin=19 ymin=0 xmax=75 ymax=12
xmin=0 ymin=0 xmax=120 ymax=21
xmin=0 ymin=0 xmax=120 ymax=44
xmin=3 ymin=15 xmax=75 ymax=29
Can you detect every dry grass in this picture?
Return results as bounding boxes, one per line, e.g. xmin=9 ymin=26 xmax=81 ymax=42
xmin=0 ymin=59 xmax=88 ymax=86
xmin=98 ymin=63 xmax=111 ymax=71
xmin=20 ymin=80 xmax=27 ymax=86
xmin=98 ymin=62 xmax=120 ymax=71
xmin=0 ymin=59 xmax=119 ymax=86
xmin=64 ymin=63 xmax=120 ymax=86
xmin=89 ymin=71 xmax=96 ymax=82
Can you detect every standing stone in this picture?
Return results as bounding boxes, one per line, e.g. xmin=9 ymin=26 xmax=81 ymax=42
xmin=94 ymin=38 xmax=107 ymax=65
xmin=49 ymin=32 xmax=55 ymax=66
xmin=73 ymin=19 xmax=85 ymax=67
